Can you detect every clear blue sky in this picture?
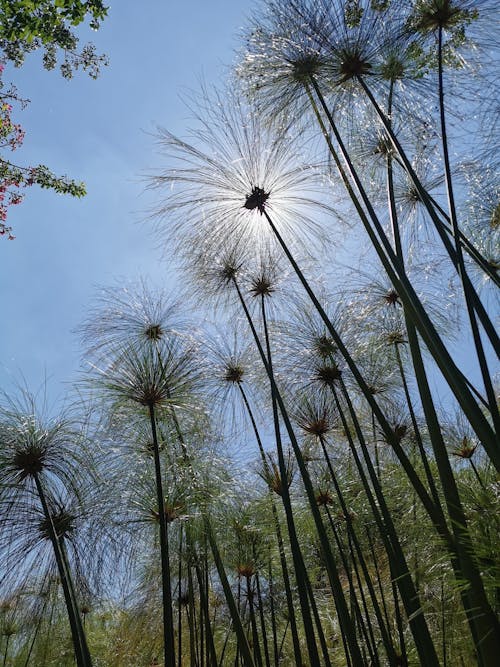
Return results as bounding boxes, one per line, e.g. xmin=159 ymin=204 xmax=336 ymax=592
xmin=0 ymin=1 xmax=250 ymax=401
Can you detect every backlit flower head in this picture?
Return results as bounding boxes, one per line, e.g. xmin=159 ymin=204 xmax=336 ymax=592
xmin=150 ymin=88 xmax=334 ymax=261
xmin=199 ymin=327 xmax=262 ymax=434
xmin=80 ymin=279 xmax=184 ymax=364
xmin=238 ymin=1 xmax=330 ymax=120
xmin=0 ymin=483 xmax=101 ymax=606
xmin=0 ymin=388 xmax=91 ymax=500
xmin=89 ymin=337 xmax=200 ymax=414
xmin=275 ymin=292 xmax=350 ymax=394
xmin=292 ymin=391 xmax=338 ymax=439
xmin=257 ymin=449 xmax=295 ymax=496
xmin=238 ymin=0 xmax=406 ymax=122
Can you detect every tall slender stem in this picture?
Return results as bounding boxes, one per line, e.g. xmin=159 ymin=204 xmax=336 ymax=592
xmin=436 ymin=25 xmax=499 ymax=431
xmin=317 ymin=432 xmax=398 ymax=666
xmin=238 ymin=384 xmax=303 ymax=664
xmin=259 ymin=292 xmax=320 ymax=666
xmin=33 ymin=474 xmax=91 ymax=667
xmin=232 ymin=277 xmax=374 ymax=666
xmin=205 ymin=519 xmax=255 ymax=667
xmin=254 ymin=563 xmax=271 ymax=667
xmin=177 ymin=525 xmax=183 ymax=667
xmin=148 ymin=402 xmax=176 ymax=667
xmin=356 ymin=75 xmax=499 ymax=357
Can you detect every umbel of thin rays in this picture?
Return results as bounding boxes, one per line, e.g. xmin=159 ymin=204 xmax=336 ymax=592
xmin=82 ymin=284 xmax=258 ymax=667
xmin=149 ymin=87 xmax=336 ymax=260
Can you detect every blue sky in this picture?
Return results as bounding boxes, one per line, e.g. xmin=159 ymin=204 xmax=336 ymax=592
xmin=0 ymin=1 xmax=250 ymax=400
xmin=0 ymin=1 xmax=496 ymax=417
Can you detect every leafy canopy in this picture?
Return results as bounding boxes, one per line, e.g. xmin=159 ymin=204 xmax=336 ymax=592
xmin=0 ymin=1 xmax=109 ymax=238
xmin=0 ymin=0 xmax=108 ymax=77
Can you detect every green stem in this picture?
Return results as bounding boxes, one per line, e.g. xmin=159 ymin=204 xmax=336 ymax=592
xmin=178 ymin=525 xmax=183 ymax=667
xmin=187 ymin=558 xmax=197 ymax=667
xmin=393 ymin=343 xmax=444 ymax=516
xmin=336 ymin=379 xmax=439 ymax=666
xmin=254 ymin=564 xmax=271 ymax=667
xmin=148 ymin=402 xmax=176 ymax=667
xmin=238 ymin=384 xmax=303 ymax=664
xmin=2 ymin=635 xmax=9 ymax=667
xmin=324 ymin=504 xmax=374 ymax=666
xmin=262 ymin=208 xmax=446 ymax=525
xmin=194 ymin=560 xmax=218 ymax=667
xmin=318 ymin=433 xmax=398 ymax=666
xmin=386 ymin=120 xmax=493 ymax=659
xmin=302 ymin=558 xmax=334 ymax=667
xmin=427 ymin=194 xmax=500 ymax=288
xmin=246 ymin=574 xmax=263 ymax=667
xmin=469 ymin=459 xmax=486 ymax=490
xmin=205 ymin=519 xmax=255 ymax=667
xmin=260 ymin=293 xmax=320 ymax=666
xmin=357 ymin=75 xmax=499 ymax=356
xmin=436 ymin=25 xmax=499 ymax=431
xmin=33 ymin=474 xmax=91 ymax=667
xmin=268 ymin=555 xmax=279 ymax=667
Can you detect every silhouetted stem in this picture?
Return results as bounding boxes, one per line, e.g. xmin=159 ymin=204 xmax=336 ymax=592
xmin=205 ymin=519 xmax=255 ymax=667
xmin=148 ymin=402 xmax=176 ymax=667
xmin=245 ymin=574 xmax=263 ymax=667
xmin=260 ymin=293 xmax=320 ymax=666
xmin=2 ymin=636 xmax=9 ymax=667
xmin=386 ymin=123 xmax=492 ymax=656
xmin=254 ymin=565 xmax=271 ymax=667
xmin=194 ymin=560 xmax=217 ymax=667
xmin=24 ymin=574 xmax=51 ymax=667
xmin=318 ymin=433 xmax=398 ymax=666
xmin=33 ymin=473 xmax=91 ymax=667
xmin=324 ymin=504 xmax=374 ymax=666
xmin=261 ymin=208 xmax=445 ymax=525
xmin=436 ymin=25 xmax=500 ymax=434
xmin=393 ymin=343 xmax=443 ymax=514
xmin=177 ymin=526 xmax=183 ymax=667
xmin=238 ymin=383 xmax=303 ymax=663
xmin=187 ymin=560 xmax=197 ymax=667
xmin=335 ymin=378 xmax=439 ymax=666
xmin=267 ymin=555 xmax=279 ymax=667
